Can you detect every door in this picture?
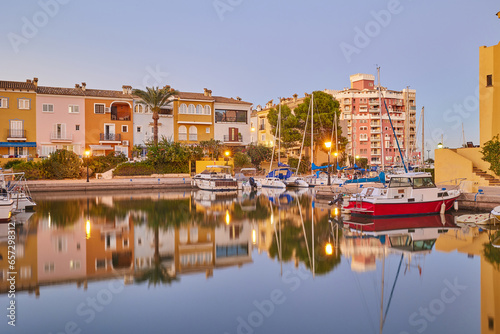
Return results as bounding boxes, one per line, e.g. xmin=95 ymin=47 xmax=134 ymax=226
xmin=10 ymin=120 xmax=23 ymax=138
xmin=229 ymin=127 xmax=238 ymax=142
xmin=104 ymin=124 xmax=115 ymax=141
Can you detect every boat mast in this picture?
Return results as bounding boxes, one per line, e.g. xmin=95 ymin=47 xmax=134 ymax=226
xmin=278 ymin=102 xmax=281 ymax=166
xmin=383 ymin=99 xmax=408 ymax=172
xmin=405 ymin=86 xmax=410 ymax=169
xmin=311 ymin=93 xmax=314 ymax=171
xmin=378 ymin=66 xmax=385 ymax=170
xmin=462 ymin=123 xmax=466 ymax=147
xmin=421 ymin=107 xmax=424 ymax=166
xmin=269 ymin=101 xmax=280 ymax=173
xmin=380 ymin=247 xmax=385 ymax=334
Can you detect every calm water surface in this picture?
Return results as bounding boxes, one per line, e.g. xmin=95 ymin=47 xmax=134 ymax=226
xmin=0 ymin=189 xmax=496 ymax=334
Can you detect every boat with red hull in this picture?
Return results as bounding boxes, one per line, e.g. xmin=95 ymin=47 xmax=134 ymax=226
xmin=343 ymin=172 xmax=460 ymax=217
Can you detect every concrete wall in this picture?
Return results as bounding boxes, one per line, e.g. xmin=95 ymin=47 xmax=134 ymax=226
xmin=435 ymin=148 xmax=489 ymax=190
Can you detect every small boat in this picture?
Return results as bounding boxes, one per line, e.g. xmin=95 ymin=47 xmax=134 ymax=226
xmin=284 ymin=175 xmax=309 ymax=189
xmin=492 ymin=205 xmax=500 ymax=222
xmin=235 ymin=168 xmax=261 ymax=190
xmin=0 ymin=172 xmax=36 ymax=212
xmin=261 ymin=168 xmax=288 ymax=189
xmin=343 ymin=172 xmax=461 ymax=217
xmin=0 ymin=197 xmax=14 ymax=222
xmin=193 ymin=165 xmax=238 ymax=191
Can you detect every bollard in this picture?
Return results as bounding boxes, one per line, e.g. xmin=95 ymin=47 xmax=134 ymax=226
xmin=474 ymin=189 xmax=484 ymax=202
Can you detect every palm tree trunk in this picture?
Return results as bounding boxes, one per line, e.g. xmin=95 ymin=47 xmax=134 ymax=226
xmin=153 ymin=111 xmax=159 ymax=145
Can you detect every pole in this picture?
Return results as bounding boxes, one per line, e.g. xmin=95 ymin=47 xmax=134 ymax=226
xmin=377 ymin=66 xmax=385 ymax=169
xmin=327 ymin=151 xmax=331 ymax=185
xmin=421 ymin=107 xmax=425 ymax=166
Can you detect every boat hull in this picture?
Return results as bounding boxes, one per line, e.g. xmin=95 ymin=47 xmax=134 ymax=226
xmin=194 ymin=179 xmax=238 ymax=191
xmin=345 ymin=196 xmax=459 ymax=217
xmin=492 ymin=205 xmax=500 ymax=221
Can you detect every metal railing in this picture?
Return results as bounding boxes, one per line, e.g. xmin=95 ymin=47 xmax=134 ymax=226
xmin=223 ymin=135 xmax=242 ymax=142
xmin=8 ymin=129 xmax=26 ymax=138
xmin=50 ymin=132 xmax=73 ymax=141
xmin=100 ymin=133 xmax=121 ymax=141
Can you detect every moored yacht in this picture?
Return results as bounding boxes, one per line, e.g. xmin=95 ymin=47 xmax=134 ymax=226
xmin=343 ymin=172 xmax=460 ymax=217
xmin=193 ymin=165 xmax=238 ymax=191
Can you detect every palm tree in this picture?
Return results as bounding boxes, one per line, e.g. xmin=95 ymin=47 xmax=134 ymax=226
xmin=132 ymin=86 xmax=179 ymax=145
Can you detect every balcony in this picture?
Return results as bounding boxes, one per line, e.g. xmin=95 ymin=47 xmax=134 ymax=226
xmin=179 ymin=134 xmax=187 ymax=141
xmin=370 ymin=128 xmax=381 ymax=133
xmin=370 ymin=122 xmax=380 ymax=126
xmin=370 ymin=108 xmax=380 ymax=113
xmin=189 ymin=134 xmax=197 ymax=141
xmin=100 ymin=133 xmax=121 ymax=142
xmin=50 ymin=132 xmax=73 ymax=142
xmin=370 ymin=137 xmax=381 ymax=142
xmin=7 ymin=129 xmax=26 ymax=141
xmin=371 ymin=143 xmax=381 ymax=148
xmin=369 ymin=100 xmax=379 ymax=105
xmin=223 ymin=135 xmax=243 ymax=143
xmin=359 ymin=107 xmax=368 ymax=113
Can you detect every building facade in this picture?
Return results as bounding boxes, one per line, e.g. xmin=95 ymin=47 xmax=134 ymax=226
xmin=0 ymin=79 xmax=38 ymax=158
xmin=214 ymin=96 xmax=253 ymax=148
xmin=479 ymin=41 xmax=500 ymax=146
xmin=36 ymin=85 xmax=86 ymax=157
xmin=326 ymin=74 xmax=419 ymax=166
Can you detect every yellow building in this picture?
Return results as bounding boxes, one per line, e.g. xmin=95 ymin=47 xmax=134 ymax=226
xmin=0 ymin=79 xmax=38 ymax=157
xmin=173 ymin=89 xmax=215 ymax=144
xmin=479 ymin=41 xmax=500 ymax=146
xmin=435 ymin=41 xmax=500 ymax=188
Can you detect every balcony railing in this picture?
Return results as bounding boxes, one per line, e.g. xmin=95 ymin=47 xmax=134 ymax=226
xmin=259 ymin=124 xmax=265 ymax=131
xmin=223 ymin=135 xmax=243 ymax=143
xmin=8 ymin=129 xmax=26 ymax=139
xmin=369 ymin=100 xmax=379 ymax=105
xmin=370 ymin=108 xmax=380 ymax=113
xmin=50 ymin=132 xmax=73 ymax=141
xmin=179 ymin=134 xmax=187 ymax=141
xmin=100 ymin=133 xmax=121 ymax=141
xmin=189 ymin=134 xmax=197 ymax=141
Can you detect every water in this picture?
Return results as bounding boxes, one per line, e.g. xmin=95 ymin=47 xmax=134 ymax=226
xmin=0 ymin=189 xmax=496 ymax=334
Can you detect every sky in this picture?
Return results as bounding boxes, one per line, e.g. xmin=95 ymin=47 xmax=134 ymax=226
xmin=1 ymin=0 xmax=499 ymax=155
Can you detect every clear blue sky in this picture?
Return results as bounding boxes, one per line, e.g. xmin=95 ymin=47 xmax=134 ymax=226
xmin=1 ymin=0 xmax=499 ymax=153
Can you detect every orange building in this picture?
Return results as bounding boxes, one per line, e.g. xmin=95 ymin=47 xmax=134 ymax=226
xmin=84 ymin=84 xmax=134 ymax=157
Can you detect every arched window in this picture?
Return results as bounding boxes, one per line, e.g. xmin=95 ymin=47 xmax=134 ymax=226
xmin=189 ymin=126 xmax=197 ymax=141
xmin=204 ymin=105 xmax=211 ymax=115
xmin=188 ymin=104 xmax=195 ymax=114
xmin=196 ymin=105 xmax=203 ymax=114
xmin=179 ymin=104 xmax=187 ymax=114
xmin=178 ymin=125 xmax=187 ymax=141
xmin=134 ymin=104 xmax=143 ymax=113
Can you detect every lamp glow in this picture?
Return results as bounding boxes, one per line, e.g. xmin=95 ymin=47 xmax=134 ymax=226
xmin=225 ymin=210 xmax=230 ymax=225
xmin=325 ymin=243 xmax=333 ymax=255
xmin=86 ymin=220 xmax=91 ymax=239
xmin=252 ymin=229 xmax=256 ymax=244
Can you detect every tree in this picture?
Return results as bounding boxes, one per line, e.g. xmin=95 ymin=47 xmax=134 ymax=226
xmin=199 ymin=139 xmax=223 ymax=160
xmin=267 ymin=104 xmax=302 ymax=149
xmin=246 ymin=144 xmax=272 ymax=168
xmin=481 ymin=135 xmax=500 ymax=176
xmin=132 ymin=86 xmax=179 ymax=145
xmin=233 ymin=152 xmax=252 ymax=168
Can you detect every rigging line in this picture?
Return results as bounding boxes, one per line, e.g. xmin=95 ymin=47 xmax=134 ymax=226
xmin=382 ymin=254 xmax=404 ymax=327
xmin=297 ymin=100 xmax=311 ymax=175
xmin=270 ymin=202 xmax=281 ymax=258
xmin=298 ymin=198 xmax=312 ymax=266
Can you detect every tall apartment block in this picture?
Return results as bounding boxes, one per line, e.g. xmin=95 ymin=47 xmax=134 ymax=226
xmin=325 ymin=74 xmax=419 ymax=166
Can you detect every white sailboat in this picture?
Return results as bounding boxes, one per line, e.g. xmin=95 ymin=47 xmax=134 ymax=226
xmin=261 ymin=102 xmax=286 ymax=189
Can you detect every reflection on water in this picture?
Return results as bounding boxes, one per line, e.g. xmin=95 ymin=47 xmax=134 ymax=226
xmin=0 ymin=189 xmax=499 ymax=333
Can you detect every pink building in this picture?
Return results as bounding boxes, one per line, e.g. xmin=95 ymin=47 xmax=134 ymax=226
xmin=36 ymin=85 xmax=86 ymax=157
xmin=326 ymin=74 xmax=420 ymax=167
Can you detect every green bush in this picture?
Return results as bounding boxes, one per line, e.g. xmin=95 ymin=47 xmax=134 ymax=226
xmin=13 ymin=161 xmax=46 ymax=180
xmin=87 ymin=152 xmax=127 ymax=174
xmin=3 ymin=159 xmax=23 ymax=169
xmin=233 ymin=152 xmax=252 ymax=168
xmin=114 ymin=162 xmax=155 ymax=176
xmin=44 ymin=150 xmax=81 ymax=179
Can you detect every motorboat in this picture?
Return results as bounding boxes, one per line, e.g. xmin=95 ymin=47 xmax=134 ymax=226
xmin=0 ymin=172 xmax=36 ymax=212
xmin=234 ymin=167 xmax=261 ymax=190
xmin=260 ymin=167 xmax=288 ymax=189
xmin=193 ymin=165 xmax=238 ymax=191
xmin=343 ymin=172 xmax=460 ymax=217
xmin=0 ymin=197 xmax=14 ymax=222
xmin=492 ymin=205 xmax=500 ymax=222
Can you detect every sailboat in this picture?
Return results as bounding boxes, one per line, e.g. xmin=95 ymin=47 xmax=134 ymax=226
xmin=261 ymin=103 xmax=287 ymax=189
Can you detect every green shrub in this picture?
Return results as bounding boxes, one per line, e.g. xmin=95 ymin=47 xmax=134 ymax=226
xmin=13 ymin=161 xmax=46 ymax=180
xmin=3 ymin=159 xmax=23 ymax=169
xmin=44 ymin=150 xmax=81 ymax=179
xmin=233 ymin=152 xmax=252 ymax=168
xmin=87 ymin=152 xmax=127 ymax=174
xmin=114 ymin=162 xmax=155 ymax=176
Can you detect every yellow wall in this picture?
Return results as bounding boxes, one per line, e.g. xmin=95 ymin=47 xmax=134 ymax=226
xmin=173 ymin=100 xmax=214 ymax=144
xmin=435 ymin=148 xmax=489 ymax=189
xmin=195 ymin=159 xmax=234 ymax=174
xmin=0 ymin=90 xmax=37 ymax=156
xmin=479 ymin=42 xmax=500 ymax=146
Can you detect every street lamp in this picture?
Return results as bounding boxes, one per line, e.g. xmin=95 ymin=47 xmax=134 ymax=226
xmin=85 ymin=150 xmax=90 ymax=182
xmin=437 ymin=142 xmax=443 ymax=149
xmin=325 ymin=141 xmax=332 ymax=185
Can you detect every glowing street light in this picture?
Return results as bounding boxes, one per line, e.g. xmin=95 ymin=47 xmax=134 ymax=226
xmin=325 ymin=243 xmax=333 ymax=256
xmin=437 ymin=142 xmax=443 ymax=149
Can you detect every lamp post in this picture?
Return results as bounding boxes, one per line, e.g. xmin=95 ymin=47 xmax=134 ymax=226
xmin=85 ymin=150 xmax=90 ymax=182
xmin=437 ymin=142 xmax=443 ymax=149
xmin=325 ymin=141 xmax=332 ymax=185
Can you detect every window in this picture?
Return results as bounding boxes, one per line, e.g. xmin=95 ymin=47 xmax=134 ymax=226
xmin=261 ymin=134 xmax=265 ymax=141
xmin=204 ymin=105 xmax=211 ymax=115
xmin=135 ymin=104 xmax=144 ymax=113
xmin=206 ymin=127 xmax=210 ymax=133
xmin=188 ymin=104 xmax=195 ymax=114
xmin=179 ymin=104 xmax=187 ymax=114
xmin=412 ymin=177 xmax=436 ymax=189
xmin=360 ymin=134 xmax=368 ymax=141
xmin=178 ymin=125 xmax=187 ymax=140
xmin=70 ymin=261 xmax=81 ymax=270
xmin=122 ymin=125 xmax=128 ymax=132
xmin=215 ymin=109 xmax=248 ymax=123
xmin=0 ymin=97 xmax=8 ymax=108
xmin=189 ymin=126 xmax=197 ymax=141
xmin=76 ymin=125 xmax=80 ymax=131
xmin=52 ymin=123 xmax=66 ymax=140
xmin=43 ymin=104 xmax=54 ymax=112
xmin=41 ymin=145 xmax=56 ymax=157
xmin=96 ymin=259 xmax=106 ymax=270
xmin=136 ymin=126 xmax=142 ymax=133
xmin=18 ymin=98 xmax=30 ymax=109
xmin=44 ymin=262 xmax=55 ymax=273
xmin=196 ymin=104 xmax=203 ymax=114
xmin=68 ymin=105 xmax=79 ymax=113
xmin=487 ymin=74 xmax=493 ymax=87
xmin=94 ymin=103 xmax=105 ymax=114
xmin=123 ymin=239 xmax=129 ymax=248
xmin=389 ymin=177 xmax=412 ymax=188
xmin=9 ymin=120 xmax=24 ymax=138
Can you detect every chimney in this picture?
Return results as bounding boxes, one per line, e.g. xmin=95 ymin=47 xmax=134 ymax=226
xmin=236 ymin=96 xmax=241 ymax=101
xmin=33 ymin=77 xmax=38 ymax=87
xmin=304 ymin=93 xmax=309 ymax=97
xmin=122 ymin=85 xmax=132 ymax=94
xmin=81 ymin=82 xmax=86 ymax=91
xmin=26 ymin=79 xmax=32 ymax=83
xmin=204 ymin=88 xmax=209 ymax=96
xmin=293 ymin=94 xmax=298 ymax=102
xmin=75 ymin=84 xmax=80 ymax=89
xmin=265 ymin=100 xmax=273 ymax=109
